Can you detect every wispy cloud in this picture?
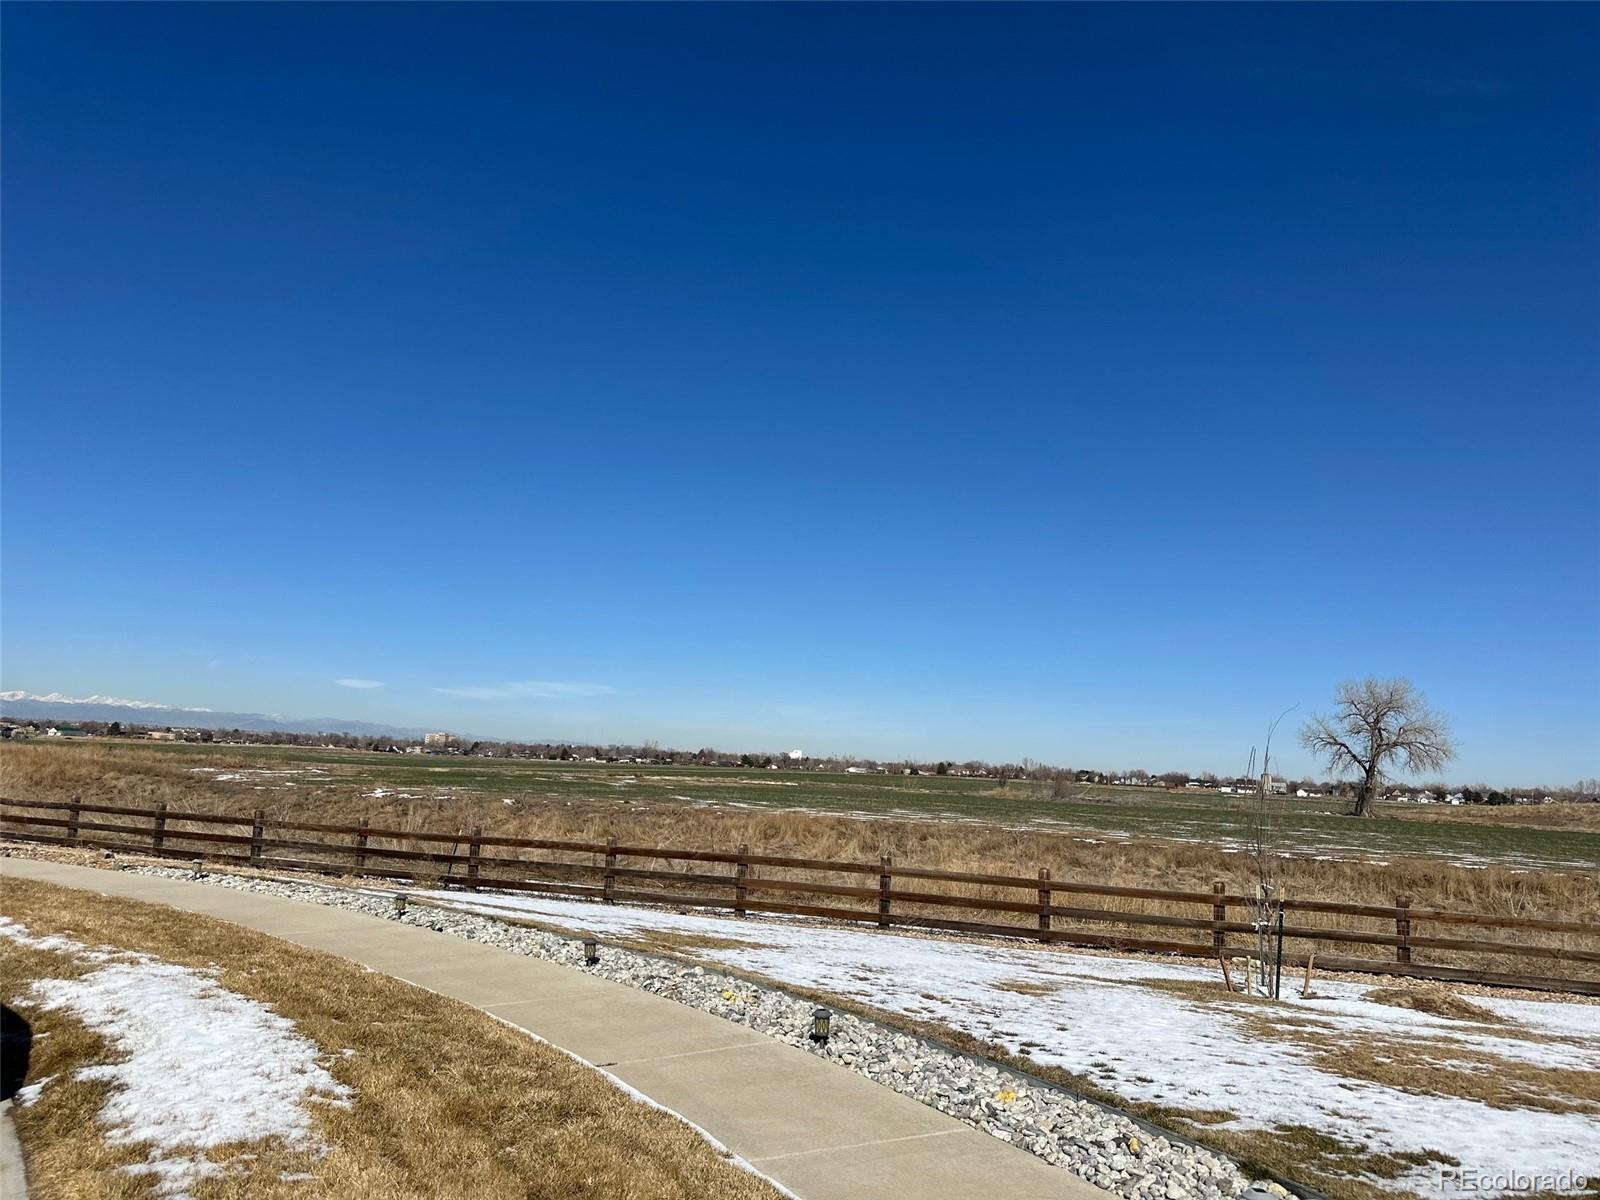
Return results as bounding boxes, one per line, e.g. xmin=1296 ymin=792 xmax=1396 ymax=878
xmin=335 ymin=678 xmax=385 ymax=690
xmin=434 ymin=680 xmax=614 ymax=701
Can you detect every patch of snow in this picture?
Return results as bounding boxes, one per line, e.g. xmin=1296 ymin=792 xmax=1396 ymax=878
xmin=13 ymin=1073 xmax=55 ymax=1105
xmin=1 ymin=918 xmax=350 ymax=1196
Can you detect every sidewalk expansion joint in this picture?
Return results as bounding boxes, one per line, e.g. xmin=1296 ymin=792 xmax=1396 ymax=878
xmin=749 ymin=1128 xmax=967 ymax=1165
xmin=608 ymin=1040 xmax=771 ymax=1067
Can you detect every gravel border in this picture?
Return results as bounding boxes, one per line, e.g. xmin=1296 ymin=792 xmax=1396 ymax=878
xmin=112 ymin=862 xmax=1292 ymax=1200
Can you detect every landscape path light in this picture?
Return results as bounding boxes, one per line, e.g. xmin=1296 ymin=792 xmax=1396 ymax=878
xmin=190 ymin=859 xmax=204 ymax=880
xmin=583 ymin=936 xmax=599 ymax=965
xmin=392 ymin=894 xmax=408 ymax=918
xmin=810 ymin=1007 xmax=831 ymax=1045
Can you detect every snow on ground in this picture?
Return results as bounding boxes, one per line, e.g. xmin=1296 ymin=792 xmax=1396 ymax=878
xmin=0 ymin=916 xmax=350 ymax=1197
xmin=424 ymin=889 xmax=1600 ymax=1198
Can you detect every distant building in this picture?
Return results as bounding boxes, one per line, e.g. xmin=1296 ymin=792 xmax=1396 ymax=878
xmin=423 ymin=732 xmax=455 ymax=749
xmin=45 ymin=725 xmax=87 ymax=738
xmin=146 ymin=730 xmax=178 ymax=742
xmin=1261 ymin=773 xmax=1288 ymax=795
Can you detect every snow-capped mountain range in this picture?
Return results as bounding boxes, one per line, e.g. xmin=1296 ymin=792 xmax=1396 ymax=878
xmin=0 ymin=690 xmax=211 ymax=711
xmin=0 ymin=690 xmax=432 ymax=739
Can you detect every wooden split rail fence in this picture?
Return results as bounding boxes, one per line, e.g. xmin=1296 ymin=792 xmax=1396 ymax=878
xmin=4 ymin=795 xmax=1597 ymax=996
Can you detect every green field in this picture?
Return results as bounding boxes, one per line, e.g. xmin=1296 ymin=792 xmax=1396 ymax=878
xmin=87 ymin=741 xmax=1600 ymax=872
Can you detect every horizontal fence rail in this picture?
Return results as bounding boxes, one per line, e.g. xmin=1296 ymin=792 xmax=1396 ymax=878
xmin=2 ymin=795 xmax=1596 ymax=995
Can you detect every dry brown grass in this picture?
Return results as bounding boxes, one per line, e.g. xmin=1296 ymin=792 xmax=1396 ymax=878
xmin=991 ymin=979 xmax=1057 ymax=996
xmin=1134 ymin=977 xmax=1599 ymax=1117
xmin=5 ymin=741 xmax=1597 ymax=984
xmin=0 ymin=876 xmax=781 ymax=1200
xmin=1301 ymin=1037 xmax=1600 ymax=1116
xmin=1363 ymin=985 xmax=1506 ymax=1024
xmin=1396 ymin=803 xmax=1600 ymax=834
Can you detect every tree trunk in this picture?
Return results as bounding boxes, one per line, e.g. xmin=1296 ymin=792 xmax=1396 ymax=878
xmin=1352 ymin=768 xmax=1379 ymax=817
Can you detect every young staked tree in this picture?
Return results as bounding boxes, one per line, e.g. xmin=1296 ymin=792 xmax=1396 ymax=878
xmin=1240 ymin=706 xmax=1296 ymax=995
xmin=1300 ymin=677 xmax=1456 ymax=818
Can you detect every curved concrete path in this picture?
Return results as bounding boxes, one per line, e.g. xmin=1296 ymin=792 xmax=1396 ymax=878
xmin=2 ymin=857 xmax=1107 ymax=1200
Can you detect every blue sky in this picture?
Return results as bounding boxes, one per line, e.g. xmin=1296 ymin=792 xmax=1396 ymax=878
xmin=3 ymin=4 xmax=1596 ymax=783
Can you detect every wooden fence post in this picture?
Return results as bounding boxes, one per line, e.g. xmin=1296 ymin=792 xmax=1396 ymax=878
xmin=1395 ymin=894 xmax=1412 ymax=964
xmin=603 ymin=836 xmax=617 ymax=904
xmin=878 ymin=854 xmax=893 ymax=928
xmin=734 ymin=843 xmax=749 ymax=917
xmin=66 ymin=795 xmax=82 ymax=846
xmin=1038 ymin=868 xmax=1052 ymax=941
xmin=250 ymin=809 xmax=265 ymax=867
xmin=1212 ymin=880 xmax=1227 ymax=952
xmin=467 ymin=826 xmax=482 ymax=882
xmin=354 ymin=817 xmax=369 ymax=872
xmin=152 ymin=802 xmax=168 ymax=853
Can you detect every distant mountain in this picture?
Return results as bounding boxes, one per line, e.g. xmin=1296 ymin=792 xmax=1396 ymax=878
xmin=0 ymin=691 xmax=436 ymax=739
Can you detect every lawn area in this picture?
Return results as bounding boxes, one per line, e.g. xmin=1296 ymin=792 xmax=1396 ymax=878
xmin=0 ymin=876 xmax=780 ymax=1200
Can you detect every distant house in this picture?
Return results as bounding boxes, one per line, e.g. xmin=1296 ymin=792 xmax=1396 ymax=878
xmin=46 ymin=725 xmax=87 ymax=738
xmin=146 ymin=730 xmax=178 ymax=742
xmin=1185 ymin=780 xmax=1202 ymax=789
xmin=1294 ymin=787 xmax=1322 ymax=798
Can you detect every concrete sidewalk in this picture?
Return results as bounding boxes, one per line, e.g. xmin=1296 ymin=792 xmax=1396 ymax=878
xmin=2 ymin=857 xmax=1107 ymax=1200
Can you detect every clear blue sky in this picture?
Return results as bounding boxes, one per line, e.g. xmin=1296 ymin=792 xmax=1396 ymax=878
xmin=4 ymin=4 xmax=1596 ymax=784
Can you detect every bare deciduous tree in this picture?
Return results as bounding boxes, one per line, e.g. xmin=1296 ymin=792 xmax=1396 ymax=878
xmin=1300 ymin=677 xmax=1456 ymax=817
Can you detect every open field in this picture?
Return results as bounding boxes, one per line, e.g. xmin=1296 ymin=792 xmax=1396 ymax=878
xmin=4 ymin=742 xmax=1597 ymax=987
xmin=6 ymin=741 xmax=1597 ymax=873
xmin=0 ymin=875 xmax=780 ymax=1200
